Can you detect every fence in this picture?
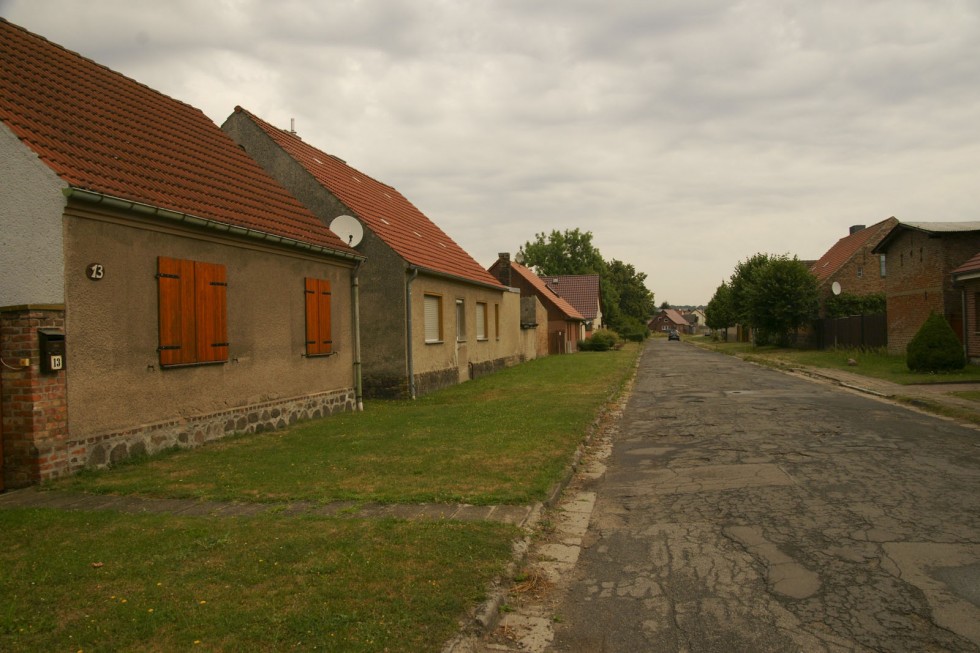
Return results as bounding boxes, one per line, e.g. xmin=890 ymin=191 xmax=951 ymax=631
xmin=815 ymin=313 xmax=887 ymax=350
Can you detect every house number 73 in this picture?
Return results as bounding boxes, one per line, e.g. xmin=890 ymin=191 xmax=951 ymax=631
xmin=87 ymin=263 xmax=105 ymax=280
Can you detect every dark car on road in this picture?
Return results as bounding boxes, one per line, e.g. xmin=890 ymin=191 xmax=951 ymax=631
xmin=668 ymin=329 xmax=680 ymax=341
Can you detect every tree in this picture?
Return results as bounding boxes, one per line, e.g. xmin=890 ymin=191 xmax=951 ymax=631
xmin=705 ymin=281 xmax=735 ymax=338
xmin=519 ymin=228 xmax=606 ymax=276
xmin=605 ymin=259 xmax=656 ymax=331
xmin=729 ymin=253 xmax=774 ymax=327
xmin=743 ymin=256 xmax=818 ymax=345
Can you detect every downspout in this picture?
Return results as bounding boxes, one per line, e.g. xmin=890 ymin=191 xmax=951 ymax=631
xmin=351 ymin=261 xmax=364 ymax=411
xmin=406 ymin=266 xmax=419 ymax=399
xmin=962 ymin=287 xmax=968 ymax=360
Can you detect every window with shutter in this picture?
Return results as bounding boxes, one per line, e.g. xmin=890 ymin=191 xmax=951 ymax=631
xmin=424 ymin=294 xmax=443 ymax=343
xmin=305 ymin=277 xmax=333 ymax=356
xmin=157 ymin=256 xmax=228 ymax=366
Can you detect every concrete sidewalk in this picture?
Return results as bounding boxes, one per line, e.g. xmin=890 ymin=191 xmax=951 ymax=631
xmin=786 ymin=364 xmax=980 ymax=420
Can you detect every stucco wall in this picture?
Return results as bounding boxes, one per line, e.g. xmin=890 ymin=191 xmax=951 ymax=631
xmin=410 ymin=273 xmax=516 ymax=394
xmin=0 ymin=123 xmax=68 ymax=305
xmin=62 ymin=201 xmax=357 ymax=438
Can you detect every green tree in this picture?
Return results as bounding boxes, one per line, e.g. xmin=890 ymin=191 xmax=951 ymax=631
xmin=705 ymin=281 xmax=735 ymax=338
xmin=605 ymin=259 xmax=655 ymax=332
xmin=519 ymin=228 xmax=606 ymax=276
xmin=729 ymin=253 xmax=775 ymax=327
xmin=743 ymin=256 xmax=818 ymax=345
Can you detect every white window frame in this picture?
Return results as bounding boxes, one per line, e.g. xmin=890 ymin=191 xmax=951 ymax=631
xmin=455 ymin=298 xmax=466 ymax=342
xmin=476 ymin=302 xmax=488 ymax=341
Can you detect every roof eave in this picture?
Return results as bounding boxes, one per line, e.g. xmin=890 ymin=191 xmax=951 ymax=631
xmin=64 ymin=188 xmax=365 ymax=262
xmin=409 ymin=264 xmax=507 ymax=292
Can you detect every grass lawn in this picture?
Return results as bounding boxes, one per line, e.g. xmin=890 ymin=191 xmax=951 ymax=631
xmin=0 ymin=509 xmax=516 ymax=652
xmin=692 ymin=338 xmax=980 ymax=385
xmin=2 ymin=346 xmax=639 ymax=651
xmin=55 ymin=345 xmax=639 ymax=505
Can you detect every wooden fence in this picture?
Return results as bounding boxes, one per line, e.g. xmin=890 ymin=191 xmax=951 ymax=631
xmin=814 ymin=313 xmax=887 ymax=350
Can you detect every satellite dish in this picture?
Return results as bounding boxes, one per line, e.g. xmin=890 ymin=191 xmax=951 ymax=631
xmin=329 ymin=215 xmax=364 ymax=247
xmin=831 ymin=281 xmax=842 ymax=295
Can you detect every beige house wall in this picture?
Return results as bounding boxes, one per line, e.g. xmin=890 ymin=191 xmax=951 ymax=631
xmin=410 ymin=272 xmax=524 ymax=393
xmin=62 ymin=202 xmax=358 ymax=439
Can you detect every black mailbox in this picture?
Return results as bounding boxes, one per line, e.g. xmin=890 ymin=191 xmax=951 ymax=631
xmin=38 ymin=328 xmax=66 ymax=373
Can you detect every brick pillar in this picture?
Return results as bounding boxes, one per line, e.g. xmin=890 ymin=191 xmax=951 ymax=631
xmin=0 ymin=306 xmax=69 ymax=488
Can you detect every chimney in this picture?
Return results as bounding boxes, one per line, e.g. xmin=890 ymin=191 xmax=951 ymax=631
xmin=495 ymin=253 xmax=512 ymax=286
xmin=849 ymin=225 xmax=866 ymax=235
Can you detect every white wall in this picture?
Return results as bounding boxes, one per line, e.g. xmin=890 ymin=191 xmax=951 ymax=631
xmin=0 ymin=123 xmax=67 ymax=306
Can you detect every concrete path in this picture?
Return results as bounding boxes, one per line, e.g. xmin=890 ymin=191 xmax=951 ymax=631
xmin=456 ymin=338 xmax=980 ymax=652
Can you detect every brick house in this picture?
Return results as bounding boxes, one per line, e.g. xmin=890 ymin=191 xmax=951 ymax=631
xmin=809 ymin=218 xmax=898 ymax=316
xmin=871 ymin=221 xmax=980 ymax=355
xmin=489 ymin=255 xmax=584 ymax=354
xmin=0 ymin=20 xmax=364 ymax=488
xmin=951 ymin=253 xmax=980 ymax=364
xmin=539 ymin=275 xmax=603 ymax=338
xmin=222 ymin=108 xmax=525 ymax=398
xmin=648 ymin=309 xmax=691 ymax=334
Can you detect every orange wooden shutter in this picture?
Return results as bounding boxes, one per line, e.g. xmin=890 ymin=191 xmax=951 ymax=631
xmin=195 ymin=261 xmax=228 ymax=363
xmin=317 ymin=279 xmax=332 ymax=354
xmin=305 ymin=278 xmax=332 ymax=355
xmin=158 ymin=256 xmax=196 ymax=366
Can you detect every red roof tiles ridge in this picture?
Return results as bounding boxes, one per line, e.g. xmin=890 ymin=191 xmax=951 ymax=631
xmin=538 ymin=274 xmax=601 ymax=320
xmin=232 ymin=107 xmax=504 ymax=290
xmin=497 ymin=260 xmax=584 ymax=321
xmin=810 ymin=217 xmax=898 ymax=284
xmin=0 ymin=18 xmax=357 ymax=256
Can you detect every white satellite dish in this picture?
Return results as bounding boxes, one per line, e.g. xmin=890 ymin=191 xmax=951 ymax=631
xmin=831 ymin=281 xmax=842 ymax=295
xmin=329 ymin=215 xmax=364 ymax=247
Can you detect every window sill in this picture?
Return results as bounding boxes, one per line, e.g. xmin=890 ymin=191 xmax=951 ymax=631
xmin=425 ymin=340 xmax=444 ymax=345
xmin=304 ymin=352 xmax=337 ymax=358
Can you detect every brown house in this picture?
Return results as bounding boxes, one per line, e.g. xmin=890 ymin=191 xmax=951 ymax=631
xmin=0 ymin=20 xmax=364 ymax=488
xmin=489 ymin=255 xmax=584 ymax=354
xmin=872 ymin=221 xmax=980 ymax=355
xmin=222 ymin=108 xmax=525 ymax=398
xmin=539 ymin=275 xmax=603 ymax=337
xmin=952 ymin=253 xmax=980 ymax=363
xmin=648 ymin=309 xmax=691 ymax=334
xmin=809 ymin=218 xmax=898 ymax=316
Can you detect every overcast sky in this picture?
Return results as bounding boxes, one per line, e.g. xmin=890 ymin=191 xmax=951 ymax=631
xmin=4 ymin=1 xmax=979 ymax=304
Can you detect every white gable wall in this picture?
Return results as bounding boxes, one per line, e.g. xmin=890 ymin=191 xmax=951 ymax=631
xmin=0 ymin=123 xmax=67 ymax=306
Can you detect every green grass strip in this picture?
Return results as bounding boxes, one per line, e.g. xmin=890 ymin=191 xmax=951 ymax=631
xmin=0 ymin=508 xmax=516 ymax=653
xmin=56 ymin=346 xmax=639 ymax=505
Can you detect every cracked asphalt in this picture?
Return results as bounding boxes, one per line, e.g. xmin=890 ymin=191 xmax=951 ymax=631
xmin=463 ymin=338 xmax=980 ymax=652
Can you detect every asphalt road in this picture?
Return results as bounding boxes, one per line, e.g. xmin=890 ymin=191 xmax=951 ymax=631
xmin=543 ymin=339 xmax=980 ymax=652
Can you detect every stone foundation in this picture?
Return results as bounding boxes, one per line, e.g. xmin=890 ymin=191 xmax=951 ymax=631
xmin=71 ymin=387 xmax=355 ymax=478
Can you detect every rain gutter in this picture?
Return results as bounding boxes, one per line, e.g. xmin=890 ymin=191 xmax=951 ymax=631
xmin=64 ymin=188 xmax=365 ymax=262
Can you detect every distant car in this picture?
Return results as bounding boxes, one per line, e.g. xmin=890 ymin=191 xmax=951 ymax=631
xmin=668 ymin=330 xmax=680 ymax=341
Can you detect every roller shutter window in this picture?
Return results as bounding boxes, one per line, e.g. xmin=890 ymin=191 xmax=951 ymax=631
xmin=476 ymin=302 xmax=487 ymax=340
xmin=424 ymin=294 xmax=443 ymax=343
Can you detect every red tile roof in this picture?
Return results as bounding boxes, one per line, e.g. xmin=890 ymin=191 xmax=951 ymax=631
xmin=232 ymin=107 xmax=504 ymax=289
xmin=662 ymin=308 xmax=689 ymax=326
xmin=499 ymin=261 xmax=584 ymax=321
xmin=810 ymin=218 xmax=897 ymax=283
xmin=952 ymin=251 xmax=980 ymax=277
xmin=0 ymin=19 xmax=356 ymax=255
xmin=539 ymin=275 xmax=601 ymax=320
